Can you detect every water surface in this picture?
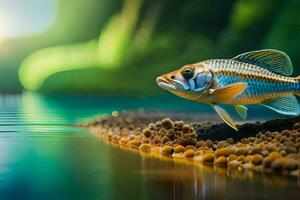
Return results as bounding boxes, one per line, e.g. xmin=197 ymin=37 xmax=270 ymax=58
xmin=0 ymin=93 xmax=298 ymax=200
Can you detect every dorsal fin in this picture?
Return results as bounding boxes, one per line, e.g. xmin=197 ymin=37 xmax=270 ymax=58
xmin=232 ymin=49 xmax=293 ymax=76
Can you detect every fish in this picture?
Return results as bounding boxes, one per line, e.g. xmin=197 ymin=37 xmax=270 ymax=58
xmin=156 ymin=49 xmax=300 ymax=130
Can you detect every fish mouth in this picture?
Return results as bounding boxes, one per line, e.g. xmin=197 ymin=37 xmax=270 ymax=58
xmin=156 ymin=76 xmax=176 ymax=90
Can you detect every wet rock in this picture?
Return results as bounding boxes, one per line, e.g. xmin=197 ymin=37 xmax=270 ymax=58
xmin=161 ymin=136 xmax=171 ymax=144
xmin=203 ymin=153 xmax=215 ymax=163
xmin=215 ymin=147 xmax=235 ymax=157
xmin=143 ymin=128 xmax=152 ymax=138
xmin=139 ymin=144 xmax=151 ymax=152
xmin=148 ymin=123 xmax=156 ymax=130
xmin=161 ymin=118 xmax=174 ymax=129
xmin=285 ymin=146 xmax=297 ymax=154
xmin=214 ymin=156 xmax=227 ymax=167
xmin=174 ymin=145 xmax=185 ymax=153
xmin=237 ymin=155 xmax=246 ymax=163
xmin=228 ymin=160 xmax=241 ymax=169
xmin=236 ymin=147 xmax=249 ymax=156
xmin=251 ymin=154 xmax=263 ymax=166
xmin=184 ymin=149 xmax=195 ymax=158
xmin=182 ymin=124 xmax=192 ymax=133
xmin=216 ymin=141 xmax=229 ymax=149
xmin=226 ymin=138 xmax=234 ymax=145
xmin=205 ymin=140 xmax=214 ymax=148
xmin=250 ymin=146 xmax=262 ymax=155
xmin=153 ymin=136 xmax=161 ymax=144
xmin=240 ymin=163 xmax=253 ymax=171
xmin=161 ymin=145 xmax=173 ymax=156
xmin=271 ymin=158 xmax=285 ymax=170
xmin=227 ymin=154 xmax=238 ymax=162
xmin=283 ymin=159 xmax=298 ymax=171
xmin=196 ymin=141 xmax=206 ymax=148
xmin=119 ymin=137 xmax=129 ymax=146
xmin=185 ymin=145 xmax=196 ymax=150
xmin=142 ymin=137 xmax=151 ymax=144
xmin=129 ymin=139 xmax=141 ymax=148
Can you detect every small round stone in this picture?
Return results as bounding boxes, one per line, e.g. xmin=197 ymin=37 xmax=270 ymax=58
xmin=161 ymin=145 xmax=173 ymax=156
xmin=153 ymin=136 xmax=161 ymax=144
xmin=215 ymin=147 xmax=235 ymax=157
xmin=203 ymin=153 xmax=215 ymax=163
xmin=226 ymin=138 xmax=234 ymax=145
xmin=216 ymin=141 xmax=229 ymax=149
xmin=148 ymin=123 xmax=156 ymax=130
xmin=119 ymin=137 xmax=129 ymax=145
xmin=283 ymin=159 xmax=298 ymax=171
xmin=227 ymin=154 xmax=238 ymax=162
xmin=214 ymin=156 xmax=227 ymax=167
xmin=143 ymin=128 xmax=152 ymax=138
xmin=228 ymin=160 xmax=241 ymax=169
xmin=174 ymin=145 xmax=185 ymax=153
xmin=285 ymin=146 xmax=297 ymax=154
xmin=129 ymin=139 xmax=141 ymax=147
xmin=236 ymin=147 xmax=249 ymax=156
xmin=139 ymin=144 xmax=151 ymax=152
xmin=271 ymin=158 xmax=285 ymax=170
xmin=196 ymin=141 xmax=206 ymax=148
xmin=251 ymin=154 xmax=263 ymax=166
xmin=237 ymin=155 xmax=246 ymax=163
xmin=161 ymin=118 xmax=174 ymax=129
xmin=182 ymin=124 xmax=192 ymax=133
xmin=205 ymin=140 xmax=214 ymax=148
xmin=161 ymin=136 xmax=170 ymax=144
xmin=184 ymin=149 xmax=195 ymax=158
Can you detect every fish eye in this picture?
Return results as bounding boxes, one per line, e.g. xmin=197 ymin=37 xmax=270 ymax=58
xmin=181 ymin=67 xmax=194 ymax=79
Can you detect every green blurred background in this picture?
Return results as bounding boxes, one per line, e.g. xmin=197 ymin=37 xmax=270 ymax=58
xmin=0 ymin=0 xmax=299 ymax=95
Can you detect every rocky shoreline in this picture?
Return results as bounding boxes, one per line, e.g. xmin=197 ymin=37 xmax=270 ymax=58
xmin=84 ymin=111 xmax=300 ymax=177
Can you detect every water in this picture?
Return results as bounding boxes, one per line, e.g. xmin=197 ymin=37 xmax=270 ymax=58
xmin=0 ymin=93 xmax=298 ymax=200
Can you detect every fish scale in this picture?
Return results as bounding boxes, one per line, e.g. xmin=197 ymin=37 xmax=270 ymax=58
xmin=205 ymin=59 xmax=299 ymax=104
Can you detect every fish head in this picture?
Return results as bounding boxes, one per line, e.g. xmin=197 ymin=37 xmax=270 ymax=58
xmin=156 ymin=62 xmax=213 ymax=100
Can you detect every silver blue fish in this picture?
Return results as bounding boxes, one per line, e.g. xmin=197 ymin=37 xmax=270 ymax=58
xmin=156 ymin=49 xmax=300 ymax=130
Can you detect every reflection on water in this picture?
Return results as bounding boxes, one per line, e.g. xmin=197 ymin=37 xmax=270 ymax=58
xmin=0 ymin=93 xmax=299 ymax=200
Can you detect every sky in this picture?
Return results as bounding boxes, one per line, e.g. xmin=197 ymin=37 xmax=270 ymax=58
xmin=0 ymin=0 xmax=56 ymax=39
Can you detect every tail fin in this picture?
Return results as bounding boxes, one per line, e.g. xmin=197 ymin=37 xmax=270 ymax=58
xmin=294 ymin=75 xmax=300 ymax=96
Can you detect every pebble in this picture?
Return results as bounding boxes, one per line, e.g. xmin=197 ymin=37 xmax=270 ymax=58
xmin=203 ymin=153 xmax=215 ymax=163
xmin=91 ymin=114 xmax=300 ymax=176
xmin=184 ymin=149 xmax=195 ymax=158
xmin=236 ymin=147 xmax=249 ymax=156
xmin=214 ymin=156 xmax=227 ymax=167
xmin=215 ymin=147 xmax=235 ymax=157
xmin=174 ymin=145 xmax=185 ymax=153
xmin=228 ymin=160 xmax=241 ymax=169
xmin=142 ymin=128 xmax=152 ymax=138
xmin=119 ymin=137 xmax=129 ymax=145
xmin=161 ymin=118 xmax=174 ymax=129
xmin=283 ymin=159 xmax=298 ymax=171
xmin=161 ymin=145 xmax=173 ymax=156
xmin=251 ymin=154 xmax=263 ymax=165
xmin=227 ymin=154 xmax=238 ymax=162
xmin=139 ymin=144 xmax=151 ymax=152
xmin=271 ymin=158 xmax=285 ymax=170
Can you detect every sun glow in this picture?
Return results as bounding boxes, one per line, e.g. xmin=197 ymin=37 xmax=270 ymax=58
xmin=0 ymin=0 xmax=56 ymax=39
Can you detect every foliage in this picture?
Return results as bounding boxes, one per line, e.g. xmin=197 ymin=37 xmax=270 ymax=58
xmin=0 ymin=0 xmax=299 ymax=95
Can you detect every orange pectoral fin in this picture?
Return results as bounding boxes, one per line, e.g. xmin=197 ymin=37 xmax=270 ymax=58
xmin=210 ymin=82 xmax=247 ymax=104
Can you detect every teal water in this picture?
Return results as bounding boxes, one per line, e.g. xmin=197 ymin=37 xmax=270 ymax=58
xmin=0 ymin=93 xmax=299 ymax=200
